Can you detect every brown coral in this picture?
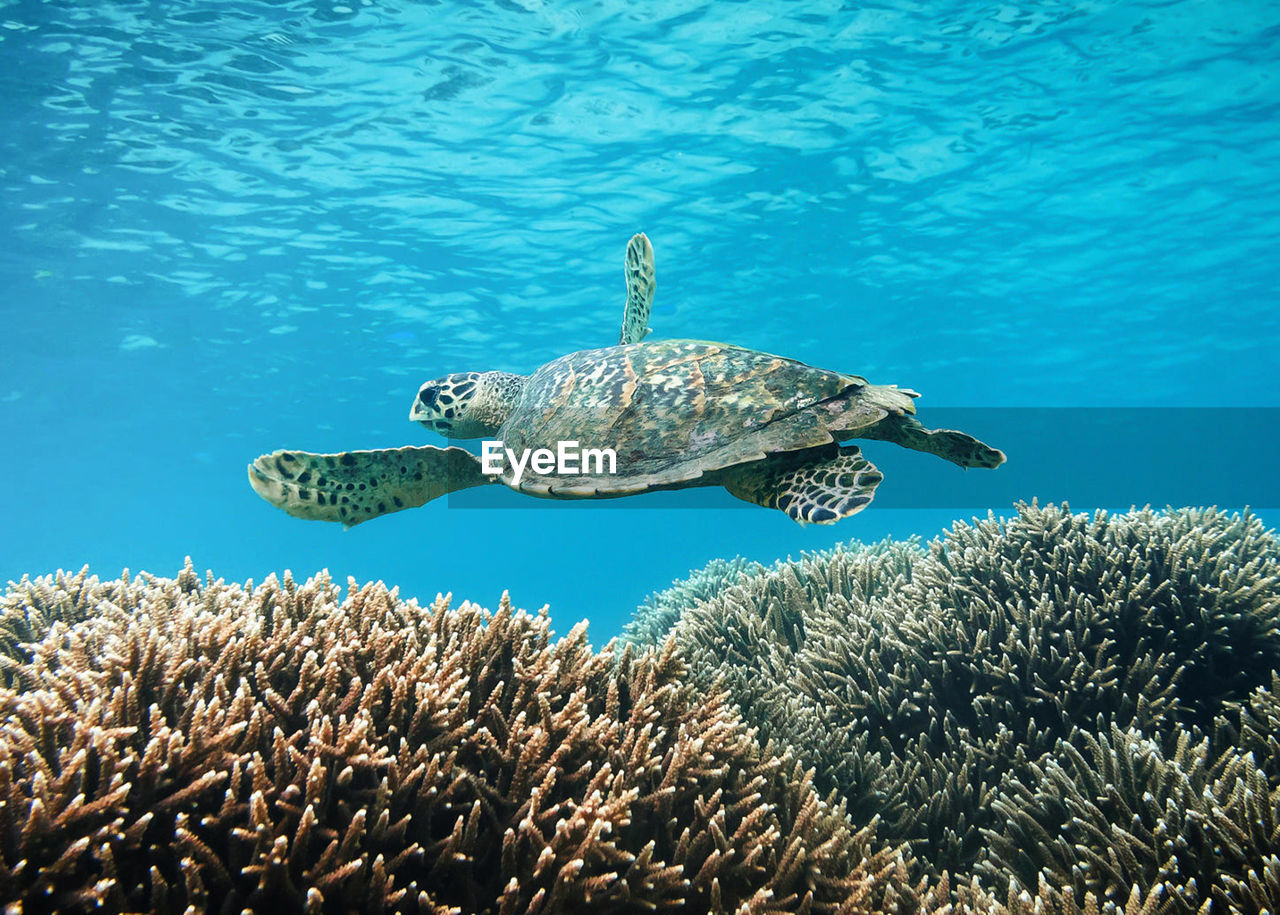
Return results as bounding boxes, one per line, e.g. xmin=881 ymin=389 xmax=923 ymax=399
xmin=0 ymin=561 xmax=902 ymax=914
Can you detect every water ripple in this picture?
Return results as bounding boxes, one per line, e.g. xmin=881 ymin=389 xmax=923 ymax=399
xmin=1 ymin=0 xmax=1277 ymax=409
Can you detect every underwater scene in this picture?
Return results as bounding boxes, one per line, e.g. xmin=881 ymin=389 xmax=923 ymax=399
xmin=2 ymin=0 xmax=1279 ymax=911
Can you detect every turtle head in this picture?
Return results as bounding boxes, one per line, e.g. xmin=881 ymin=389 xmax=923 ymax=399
xmin=410 ymin=371 xmax=525 ymax=439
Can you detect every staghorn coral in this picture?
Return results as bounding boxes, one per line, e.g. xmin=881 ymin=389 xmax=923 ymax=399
xmin=647 ymin=503 xmax=1280 ymax=901
xmin=964 ymin=876 xmax=1168 ymax=915
xmin=1203 ymin=674 xmax=1280 ymax=912
xmin=0 ymin=565 xmax=127 ymax=684
xmin=625 ymin=539 xmax=923 ymax=651
xmin=624 ymin=556 xmax=768 ymax=647
xmin=908 ymin=872 xmax=1168 ymax=915
xmin=988 ymin=721 xmax=1280 ymax=914
xmin=0 ymin=561 xmax=905 ymax=914
xmin=656 ymin=537 xmax=925 ymax=827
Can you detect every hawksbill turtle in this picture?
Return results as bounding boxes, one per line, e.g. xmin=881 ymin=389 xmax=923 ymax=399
xmin=249 ymin=234 xmax=1004 ymax=526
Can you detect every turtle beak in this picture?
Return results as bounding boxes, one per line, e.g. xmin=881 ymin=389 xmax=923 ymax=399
xmin=410 ymin=385 xmax=438 ymax=422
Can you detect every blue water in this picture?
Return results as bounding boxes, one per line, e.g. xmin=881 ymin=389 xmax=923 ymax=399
xmin=1 ymin=0 xmax=1277 ymax=638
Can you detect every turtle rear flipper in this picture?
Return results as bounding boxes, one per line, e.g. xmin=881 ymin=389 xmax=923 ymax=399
xmin=723 ymin=445 xmax=883 ymax=525
xmin=248 ymin=445 xmax=493 ymax=528
xmin=618 ymin=232 xmax=655 ymax=345
xmin=862 ymin=414 xmax=1005 ymax=469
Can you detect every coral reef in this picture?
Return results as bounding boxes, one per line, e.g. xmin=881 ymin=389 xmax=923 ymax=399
xmin=624 ymin=539 xmax=921 ymax=650
xmin=0 ymin=562 xmax=902 ymax=914
xmin=645 ymin=503 xmax=1280 ymax=910
xmin=624 ymin=556 xmax=768 ymax=647
xmin=6 ymin=502 xmax=1277 ymax=914
xmin=990 ymin=722 xmax=1280 ymax=913
xmin=0 ymin=565 xmax=111 ymax=683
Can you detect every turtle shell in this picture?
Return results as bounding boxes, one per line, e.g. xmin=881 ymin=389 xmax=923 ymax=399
xmin=496 ymin=340 xmax=882 ymax=496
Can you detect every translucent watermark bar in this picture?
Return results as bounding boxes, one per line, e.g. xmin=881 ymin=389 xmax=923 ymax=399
xmin=442 ymin=408 xmax=1279 ymax=510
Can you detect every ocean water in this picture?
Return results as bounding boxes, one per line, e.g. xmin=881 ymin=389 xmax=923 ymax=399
xmin=1 ymin=0 xmax=1276 ymax=639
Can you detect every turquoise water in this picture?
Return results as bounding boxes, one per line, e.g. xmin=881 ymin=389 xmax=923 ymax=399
xmin=1 ymin=0 xmax=1277 ymax=637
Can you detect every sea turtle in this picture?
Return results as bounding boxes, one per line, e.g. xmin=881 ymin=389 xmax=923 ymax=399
xmin=249 ymin=234 xmax=1004 ymax=526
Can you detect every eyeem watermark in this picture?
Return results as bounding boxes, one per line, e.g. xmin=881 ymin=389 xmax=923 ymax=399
xmin=481 ymin=440 xmax=618 ymax=485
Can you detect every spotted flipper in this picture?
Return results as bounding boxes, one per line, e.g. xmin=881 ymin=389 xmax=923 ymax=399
xmin=861 ymin=413 xmax=1005 ymax=469
xmin=619 ymin=232 xmax=655 ymax=345
xmin=248 ymin=445 xmax=493 ymax=528
xmin=723 ymin=445 xmax=884 ymax=525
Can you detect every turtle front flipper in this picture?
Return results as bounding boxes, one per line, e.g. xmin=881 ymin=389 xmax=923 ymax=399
xmin=618 ymin=232 xmax=655 ymax=345
xmin=248 ymin=445 xmax=493 ymax=527
xmin=722 ymin=445 xmax=884 ymax=525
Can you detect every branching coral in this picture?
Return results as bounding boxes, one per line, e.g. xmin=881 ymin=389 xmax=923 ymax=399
xmin=647 ymin=503 xmax=1280 ymax=906
xmin=624 ymin=556 xmax=768 ymax=647
xmin=8 ymin=503 xmax=1277 ymax=913
xmin=656 ymin=538 xmax=925 ymax=826
xmin=625 ymin=540 xmax=922 ymax=651
xmin=0 ymin=564 xmax=129 ymax=685
xmin=988 ymin=721 xmax=1280 ymax=914
xmin=0 ymin=561 xmax=904 ymax=914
